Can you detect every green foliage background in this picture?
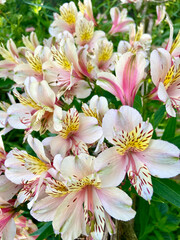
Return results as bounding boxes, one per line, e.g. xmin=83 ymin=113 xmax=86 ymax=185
xmin=0 ymin=0 xmax=180 ymax=239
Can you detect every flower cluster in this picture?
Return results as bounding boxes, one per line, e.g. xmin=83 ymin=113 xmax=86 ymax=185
xmin=0 ymin=1 xmax=179 ymax=239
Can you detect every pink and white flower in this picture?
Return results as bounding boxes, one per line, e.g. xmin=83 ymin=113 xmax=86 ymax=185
xmin=49 ymin=2 xmax=78 ymax=37
xmin=44 ymin=107 xmax=103 ymax=157
xmin=97 ymin=51 xmax=146 ymax=106
xmin=150 ymin=48 xmax=180 ymax=117
xmin=0 ymin=39 xmax=21 ymax=79
xmin=78 ymin=0 xmax=97 ymax=25
xmin=109 ymin=7 xmax=133 ymax=35
xmin=95 ymin=106 xmax=180 ymax=201
xmin=31 ymin=153 xmax=136 ymax=240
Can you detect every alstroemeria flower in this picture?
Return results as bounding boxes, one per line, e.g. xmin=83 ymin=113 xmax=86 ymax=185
xmin=109 ymin=7 xmax=133 ymax=35
xmin=14 ymin=77 xmax=62 ymax=135
xmin=0 ymin=93 xmax=31 ymax=135
xmin=0 ymin=101 xmax=13 ymax=135
xmin=78 ymin=0 xmax=97 ymax=25
xmin=94 ymin=38 xmax=116 ymax=71
xmin=44 ymin=107 xmax=103 ymax=157
xmin=0 ymin=39 xmax=21 ymax=79
xmin=150 ymin=48 xmax=180 ymax=117
xmin=75 ymin=17 xmax=105 ymax=48
xmin=21 ymin=32 xmax=40 ymax=53
xmin=118 ymin=23 xmax=152 ymax=55
xmin=14 ymin=45 xmax=53 ymax=84
xmin=97 ymin=51 xmax=146 ymax=106
xmin=44 ymin=38 xmax=93 ymax=102
xmin=95 ymin=106 xmax=180 ymax=201
xmin=14 ymin=214 xmax=38 ymax=239
xmin=155 ymin=5 xmax=166 ymax=26
xmin=4 ymin=135 xmax=58 ymax=208
xmin=31 ymin=153 xmax=136 ymax=240
xmin=0 ymin=198 xmax=17 ymax=240
xmin=49 ymin=2 xmax=78 ymax=37
xmin=82 ymin=95 xmax=109 ymax=153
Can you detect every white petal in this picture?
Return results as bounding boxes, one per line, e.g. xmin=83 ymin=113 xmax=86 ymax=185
xmin=97 ymin=187 xmax=136 ymax=221
xmin=95 ymin=147 xmax=127 ymax=187
xmin=139 ymin=139 xmax=180 ymax=178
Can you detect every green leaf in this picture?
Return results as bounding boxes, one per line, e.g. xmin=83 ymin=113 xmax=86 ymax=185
xmin=135 ymin=197 xmax=150 ymax=239
xmin=153 ymin=105 xmax=165 ymax=129
xmin=152 ymin=178 xmax=180 ymax=208
xmin=133 ymin=94 xmax=142 ymax=113
xmin=31 ymin=222 xmax=52 ymax=237
xmin=162 ymin=117 xmax=176 ymax=140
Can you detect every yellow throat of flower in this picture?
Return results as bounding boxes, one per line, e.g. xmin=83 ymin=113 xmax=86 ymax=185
xmin=13 ymin=151 xmax=49 ymax=175
xmin=68 ymin=175 xmax=101 ymax=192
xmin=164 ymin=65 xmax=180 ymax=89
xmin=114 ymin=123 xmax=153 ymax=155
xmin=77 ymin=19 xmax=94 ymax=43
xmin=51 ymin=46 xmax=71 ymax=71
xmin=97 ymin=40 xmax=113 ymax=62
xmin=60 ymin=4 xmax=76 ymax=25
xmin=26 ymin=52 xmax=42 ymax=73
xmin=170 ymin=31 xmax=180 ymax=54
xmin=59 ymin=109 xmax=79 ymax=139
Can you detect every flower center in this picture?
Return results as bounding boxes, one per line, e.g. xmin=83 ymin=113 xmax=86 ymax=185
xmin=113 ymin=123 xmax=153 ymax=155
xmin=51 ymin=46 xmax=71 ymax=71
xmin=77 ymin=19 xmax=94 ymax=42
xmin=60 ymin=5 xmax=76 ymax=25
xmin=164 ymin=65 xmax=180 ymax=89
xmin=13 ymin=150 xmax=49 ymax=175
xmin=26 ymin=52 xmax=42 ymax=73
xmin=97 ymin=40 xmax=113 ymax=62
xmin=59 ymin=109 xmax=79 ymax=139
xmin=46 ymin=179 xmax=69 ymax=197
xmin=82 ymin=104 xmax=102 ymax=126
xmin=68 ymin=174 xmax=101 ymax=192
xmin=170 ymin=31 xmax=180 ymax=54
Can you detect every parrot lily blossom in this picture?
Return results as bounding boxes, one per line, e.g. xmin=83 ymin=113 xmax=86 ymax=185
xmin=150 ymin=48 xmax=180 ymax=117
xmin=44 ymin=107 xmax=103 ymax=157
xmin=31 ymin=153 xmax=136 ymax=240
xmin=95 ymin=106 xmax=180 ymax=201
xmin=97 ymin=51 xmax=146 ymax=106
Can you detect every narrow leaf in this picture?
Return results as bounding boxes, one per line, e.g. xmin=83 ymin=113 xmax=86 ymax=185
xmin=162 ymin=117 xmax=176 ymax=140
xmin=153 ymin=105 xmax=165 ymax=129
xmin=152 ymin=178 xmax=180 ymax=208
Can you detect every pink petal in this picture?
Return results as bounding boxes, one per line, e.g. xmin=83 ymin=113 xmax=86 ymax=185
xmin=0 ymin=175 xmax=21 ymax=201
xmin=138 ymin=139 xmax=180 ymax=178
xmin=115 ymin=52 xmax=146 ymax=106
xmin=49 ymin=135 xmax=71 ymax=157
xmin=27 ymin=135 xmax=50 ymax=163
xmin=53 ymin=191 xmax=86 ymax=238
xmin=128 ymin=154 xmax=153 ymax=201
xmin=97 ymin=187 xmax=136 ymax=221
xmin=31 ymin=196 xmax=64 ymax=222
xmin=150 ymin=48 xmax=171 ymax=86
xmin=95 ymin=147 xmax=128 ymax=187
xmin=76 ymin=115 xmax=103 ymax=144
